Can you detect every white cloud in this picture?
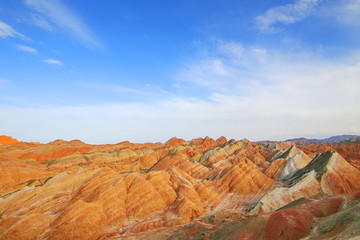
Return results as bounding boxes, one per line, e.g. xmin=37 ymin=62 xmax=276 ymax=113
xmin=177 ymin=41 xmax=360 ymax=103
xmin=256 ymin=0 xmax=322 ymax=33
xmin=176 ymin=41 xmax=282 ymax=92
xmin=0 ymin=21 xmax=17 ymax=38
xmin=2 ymin=38 xmax=360 ymax=143
xmin=42 ymin=59 xmax=63 ymax=66
xmin=25 ymin=0 xmax=102 ymax=49
xmin=173 ymin=40 xmax=360 ymax=140
xmin=0 ymin=88 xmax=359 ymax=144
xmin=335 ymin=0 xmax=360 ymax=26
xmin=0 ymin=21 xmax=29 ymax=40
xmin=3 ymin=40 xmax=359 ymax=143
xmin=16 ymin=44 xmax=38 ymax=54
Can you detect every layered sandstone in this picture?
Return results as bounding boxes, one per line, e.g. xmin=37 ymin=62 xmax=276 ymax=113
xmin=0 ymin=136 xmax=359 ymax=240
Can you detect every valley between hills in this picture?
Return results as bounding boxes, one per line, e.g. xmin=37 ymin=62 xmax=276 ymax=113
xmin=0 ymin=135 xmax=360 ymax=240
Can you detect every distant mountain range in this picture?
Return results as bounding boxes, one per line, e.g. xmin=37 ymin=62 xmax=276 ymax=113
xmin=256 ymin=134 xmax=360 ymax=145
xmin=337 ymin=136 xmax=360 ymax=144
xmin=285 ymin=134 xmax=360 ymax=145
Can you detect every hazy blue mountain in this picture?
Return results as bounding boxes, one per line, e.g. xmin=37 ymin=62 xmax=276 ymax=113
xmin=285 ymin=135 xmax=360 ymax=145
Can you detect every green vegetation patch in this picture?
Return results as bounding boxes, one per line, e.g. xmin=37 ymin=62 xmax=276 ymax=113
xmin=313 ymin=202 xmax=360 ymax=238
xmin=40 ymin=159 xmax=58 ymax=165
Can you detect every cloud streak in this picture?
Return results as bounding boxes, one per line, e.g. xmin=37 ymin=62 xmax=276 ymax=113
xmin=42 ymin=59 xmax=63 ymax=66
xmin=256 ymin=0 xmax=322 ymax=32
xmin=0 ymin=21 xmax=29 ymax=40
xmin=16 ymin=44 xmax=38 ymax=54
xmin=25 ymin=0 xmax=102 ymax=49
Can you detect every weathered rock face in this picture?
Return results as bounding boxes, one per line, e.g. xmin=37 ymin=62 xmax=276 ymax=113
xmin=0 ymin=213 xmax=53 ymax=240
xmin=248 ymin=172 xmax=321 ymax=214
xmin=263 ymin=158 xmax=287 ymax=179
xmin=318 ymin=152 xmax=360 ymax=194
xmin=249 ymin=150 xmax=360 ymax=215
xmin=283 ymin=151 xmax=360 ymax=194
xmin=278 ymin=146 xmax=312 ymax=179
xmin=298 ymin=143 xmax=360 ymax=169
xmin=0 ymin=160 xmax=55 ymax=195
xmin=0 ymin=136 xmax=359 ymax=240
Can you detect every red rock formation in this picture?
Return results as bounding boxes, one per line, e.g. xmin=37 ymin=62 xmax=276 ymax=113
xmin=165 ymin=137 xmax=185 ymax=147
xmin=216 ymin=136 xmax=227 ymax=145
xmin=263 ymin=158 xmax=287 ymax=179
xmin=319 ymin=152 xmax=360 ymax=194
xmin=0 ymin=213 xmax=53 ymax=240
xmin=40 ymin=200 xmax=108 ymax=240
xmin=0 ymin=135 xmax=20 ymax=144
xmin=263 ymin=209 xmax=315 ymax=240
xmin=0 ymin=136 xmax=359 ymax=240
xmin=190 ymin=136 xmax=217 ymax=150
xmin=213 ymin=162 xmax=274 ymax=195
xmin=0 ymin=160 xmax=55 ymax=195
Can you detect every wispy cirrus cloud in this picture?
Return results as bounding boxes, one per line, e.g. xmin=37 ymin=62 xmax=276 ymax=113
xmin=24 ymin=0 xmax=102 ymax=49
xmin=0 ymin=21 xmax=29 ymax=40
xmin=27 ymin=13 xmax=54 ymax=31
xmin=16 ymin=44 xmax=38 ymax=54
xmin=256 ymin=0 xmax=322 ymax=33
xmin=42 ymin=59 xmax=63 ymax=66
xmin=335 ymin=0 xmax=360 ymax=26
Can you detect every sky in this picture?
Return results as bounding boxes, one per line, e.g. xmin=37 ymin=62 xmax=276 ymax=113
xmin=1 ymin=0 xmax=360 ymax=144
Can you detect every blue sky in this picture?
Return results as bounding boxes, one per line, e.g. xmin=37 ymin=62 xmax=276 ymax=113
xmin=1 ymin=0 xmax=360 ymax=143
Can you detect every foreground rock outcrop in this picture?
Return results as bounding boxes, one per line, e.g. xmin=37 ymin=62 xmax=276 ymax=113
xmin=0 ymin=135 xmax=359 ymax=240
xmin=165 ymin=192 xmax=360 ymax=240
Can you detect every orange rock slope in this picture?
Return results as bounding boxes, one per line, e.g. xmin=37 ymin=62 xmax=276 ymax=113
xmin=0 ymin=135 xmax=20 ymax=144
xmin=0 ymin=135 xmax=359 ymax=240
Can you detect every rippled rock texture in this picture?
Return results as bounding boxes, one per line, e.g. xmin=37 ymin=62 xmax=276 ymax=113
xmin=0 ymin=136 xmax=359 ymax=239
